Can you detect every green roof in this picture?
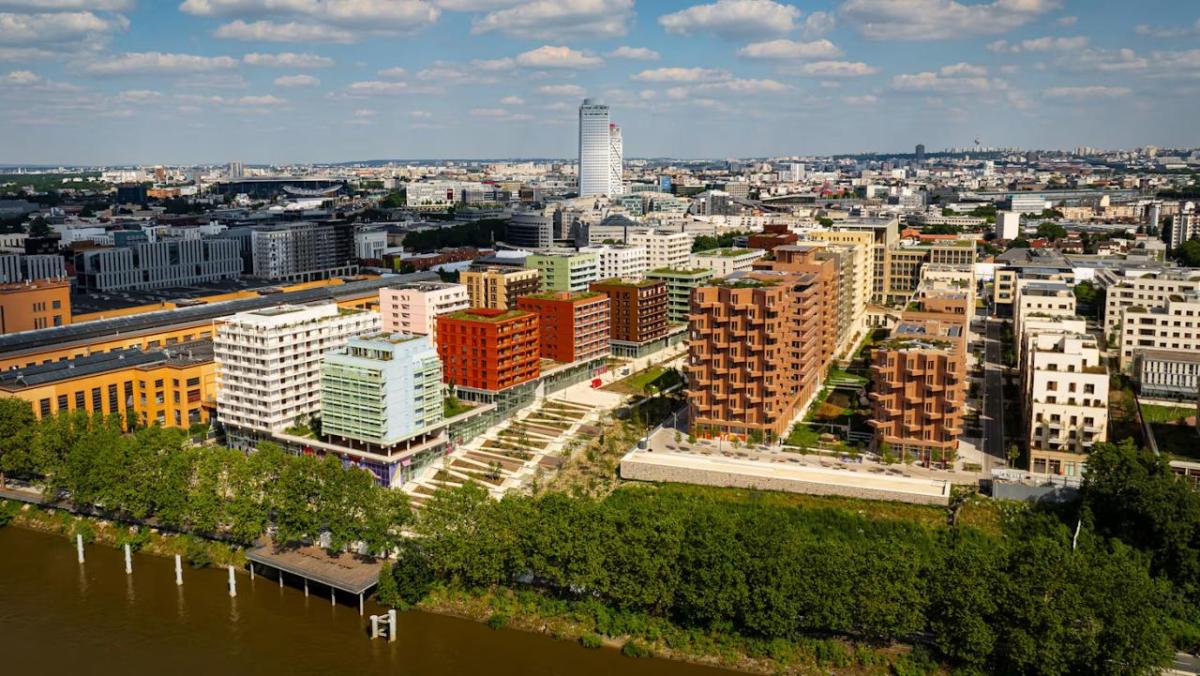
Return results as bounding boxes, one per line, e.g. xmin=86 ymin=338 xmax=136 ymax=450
xmin=647 ymin=267 xmax=712 ymax=277
xmin=715 ymin=278 xmax=775 ymax=289
xmin=592 ymin=277 xmax=661 ymax=288
xmin=694 ymin=247 xmax=756 ymax=257
xmin=522 ymin=290 xmax=605 ymax=302
xmin=443 ymin=309 xmax=529 ymax=323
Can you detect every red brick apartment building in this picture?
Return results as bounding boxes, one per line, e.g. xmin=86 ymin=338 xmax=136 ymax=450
xmin=435 ymin=308 xmax=540 ymax=391
xmin=589 ymin=278 xmax=669 ymax=345
xmin=516 ymin=291 xmax=610 ymax=363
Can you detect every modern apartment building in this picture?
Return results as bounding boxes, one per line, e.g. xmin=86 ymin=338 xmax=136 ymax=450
xmin=245 ymin=222 xmax=357 ymax=282
xmin=516 ymin=291 xmax=610 ymax=363
xmin=0 ymin=278 xmax=70 ymax=333
xmin=436 ymin=308 xmax=540 ymax=392
xmin=690 ymin=248 xmax=765 ymax=277
xmin=868 ymin=318 xmax=967 ymax=467
xmin=320 ymin=333 xmax=444 ymax=446
xmin=589 ymin=278 xmax=669 ymax=347
xmin=609 ymin=122 xmax=624 ymax=196
xmin=74 ymin=239 xmax=242 ymax=291
xmin=808 ymin=230 xmax=874 ymax=331
xmin=1102 ymin=270 xmax=1200 ymax=345
xmin=461 ymin=266 xmax=541 ymax=310
xmin=506 ymin=212 xmax=554 ymax=249
xmin=379 ymin=282 xmax=469 ymax=343
xmin=0 ymin=341 xmax=215 ymax=429
xmin=526 ymin=251 xmax=599 ymax=293
xmin=1022 ymin=331 xmax=1109 ymax=477
xmin=756 ymin=244 xmax=842 ymax=365
xmin=1014 ymin=280 xmax=1077 ymax=361
xmin=581 ymin=244 xmax=648 ymax=280
xmin=214 ymin=303 xmax=380 ymax=443
xmin=646 ymin=267 xmax=715 ymax=323
xmin=687 ymin=272 xmax=825 ymax=441
xmin=1135 ymin=349 xmax=1200 ymax=400
xmin=628 ymin=229 xmax=693 ymax=270
xmin=578 ymin=98 xmax=613 ymax=197
xmin=1120 ymin=294 xmax=1200 ymax=372
xmin=829 ymin=217 xmax=899 ymax=303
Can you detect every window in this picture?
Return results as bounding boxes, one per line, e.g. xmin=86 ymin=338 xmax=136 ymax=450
xmin=39 ymin=398 xmax=50 ymax=417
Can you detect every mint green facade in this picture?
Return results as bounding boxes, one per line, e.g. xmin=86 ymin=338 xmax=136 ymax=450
xmin=320 ymin=333 xmax=444 ymax=445
xmin=645 ymin=268 xmax=714 ymax=323
xmin=526 ymin=252 xmax=599 ymax=293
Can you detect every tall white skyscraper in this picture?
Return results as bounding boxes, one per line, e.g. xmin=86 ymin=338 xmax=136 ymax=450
xmin=609 ymin=123 xmax=624 ymax=196
xmin=578 ymin=98 xmax=611 ymax=197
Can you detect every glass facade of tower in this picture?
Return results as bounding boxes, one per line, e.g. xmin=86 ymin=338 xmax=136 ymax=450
xmin=578 ymin=98 xmax=611 ymax=197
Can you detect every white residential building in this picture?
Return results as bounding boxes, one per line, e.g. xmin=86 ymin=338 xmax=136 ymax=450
xmin=1103 ymin=269 xmax=1200 ymax=346
xmin=628 ymin=229 xmax=693 ymax=270
xmin=354 ymin=229 xmax=388 ymax=260
xmin=1022 ymin=331 xmax=1109 ymax=477
xmin=1013 ymin=279 xmax=1077 ymax=361
xmin=995 ymin=211 xmax=1020 ymax=240
xmin=690 ymin=247 xmax=765 ymax=277
xmin=582 ymin=244 xmax=647 ymax=280
xmin=214 ymin=303 xmax=380 ymax=442
xmin=1120 ymin=294 xmax=1200 ymax=372
xmin=609 ymin=123 xmax=624 ymax=196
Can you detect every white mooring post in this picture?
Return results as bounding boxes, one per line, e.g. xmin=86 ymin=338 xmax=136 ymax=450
xmin=358 ymin=593 xmax=363 ymax=616
xmin=278 ymin=570 xmax=283 ymax=589
xmin=370 ymin=614 xmax=380 ymax=639
xmin=331 ymin=587 xmax=335 ymax=607
xmin=124 ymin=544 xmax=132 ymax=574
xmin=387 ymin=609 xmax=397 ymax=643
xmin=174 ymin=555 xmax=183 ymax=586
xmin=304 ymin=578 xmax=309 ymax=597
xmin=76 ymin=534 xmax=84 ymax=563
xmin=249 ymin=563 xmax=254 ymax=581
xmin=227 ymin=565 xmax=236 ymax=597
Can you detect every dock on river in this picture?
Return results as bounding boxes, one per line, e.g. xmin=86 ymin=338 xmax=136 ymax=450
xmin=246 ymin=538 xmax=382 ymax=614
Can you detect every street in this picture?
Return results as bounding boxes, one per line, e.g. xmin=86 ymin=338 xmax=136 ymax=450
xmin=981 ymin=316 xmax=1008 ymax=472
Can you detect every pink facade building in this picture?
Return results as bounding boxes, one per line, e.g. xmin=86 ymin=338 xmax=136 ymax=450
xmin=379 ymin=282 xmax=469 ymax=344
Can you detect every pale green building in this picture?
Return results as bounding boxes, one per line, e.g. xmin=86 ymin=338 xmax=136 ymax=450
xmin=526 ymin=251 xmax=599 ymax=293
xmin=645 ymin=267 xmax=714 ymax=323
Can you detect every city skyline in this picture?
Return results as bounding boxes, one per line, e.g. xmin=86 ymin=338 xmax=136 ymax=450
xmin=1 ymin=0 xmax=1198 ymax=165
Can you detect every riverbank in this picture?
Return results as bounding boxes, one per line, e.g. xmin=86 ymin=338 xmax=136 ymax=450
xmin=416 ymin=585 xmax=932 ymax=675
xmin=0 ymin=499 xmax=244 ymax=568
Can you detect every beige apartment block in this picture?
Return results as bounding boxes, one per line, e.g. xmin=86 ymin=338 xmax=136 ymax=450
xmin=1120 ymin=294 xmax=1200 ymax=372
xmin=1013 ymin=280 xmax=1077 ymax=361
xmin=461 ymin=267 xmax=541 ymax=310
xmin=1022 ymin=331 xmax=1108 ymax=477
xmin=1103 ymin=270 xmax=1200 ymax=346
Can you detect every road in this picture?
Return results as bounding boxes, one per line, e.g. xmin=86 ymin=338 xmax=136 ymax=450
xmin=981 ymin=317 xmax=1007 ymax=472
xmin=1171 ymin=652 xmax=1200 ymax=675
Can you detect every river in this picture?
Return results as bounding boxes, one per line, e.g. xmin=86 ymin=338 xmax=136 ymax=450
xmin=0 ymin=526 xmax=733 ymax=676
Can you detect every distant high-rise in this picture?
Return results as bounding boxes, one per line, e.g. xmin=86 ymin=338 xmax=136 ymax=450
xmin=609 ymin=123 xmax=624 ymax=196
xmin=227 ymin=161 xmax=245 ymax=179
xmin=915 ymin=144 xmax=926 ymax=164
xmin=578 ymin=99 xmax=611 ymax=197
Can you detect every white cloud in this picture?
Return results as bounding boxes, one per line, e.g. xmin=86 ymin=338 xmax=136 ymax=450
xmin=234 ymin=94 xmax=285 ymax=106
xmin=987 ymin=35 xmax=1088 ymax=53
xmin=1043 ymin=85 xmax=1131 ymax=99
xmin=787 ymin=60 xmax=878 ymax=77
xmin=940 ymin=62 xmax=987 ymax=76
xmin=842 ymin=94 xmax=878 ymax=105
xmin=345 ymin=80 xmax=411 ymax=95
xmin=499 ymin=95 xmax=524 ymax=105
xmin=214 ymin=20 xmax=355 ymax=43
xmin=0 ymin=1 xmax=133 ymax=9
xmin=114 ymin=89 xmax=162 ymax=102
xmin=660 ymin=0 xmax=799 ymax=40
xmin=243 ymin=52 xmax=333 ymax=68
xmin=471 ymin=56 xmax=514 ymax=71
xmin=409 ymin=110 xmax=431 ymax=118
xmin=182 ymin=0 xmax=441 ymax=42
xmin=1135 ymin=19 xmax=1200 ymax=39
xmin=891 ymin=70 xmax=1002 ymax=93
xmin=1057 ymin=47 xmax=1148 ymax=73
xmin=801 ymin=10 xmax=835 ymax=38
xmin=377 ymin=66 xmax=406 ymax=79
xmin=1056 ymin=15 xmax=1077 ymax=26
xmin=273 ymin=73 xmax=318 ymax=87
xmin=82 ymin=51 xmax=238 ymax=76
xmin=352 ymin=108 xmax=375 ymax=116
xmin=471 ymin=0 xmax=632 ymax=40
xmin=471 ymin=107 xmax=507 ymax=116
xmin=537 ymin=83 xmax=585 ymax=96
xmin=737 ymin=38 xmax=842 ymax=60
xmin=515 ymin=45 xmax=602 ymax=69
xmin=631 ymin=67 xmax=729 ymax=83
xmin=2 ymin=68 xmax=38 ymax=84
xmin=693 ymin=77 xmax=788 ymax=94
xmin=841 ymin=0 xmax=1061 ymax=41
xmin=0 ymin=10 xmax=129 ymax=47
xmin=607 ymin=45 xmax=660 ymax=61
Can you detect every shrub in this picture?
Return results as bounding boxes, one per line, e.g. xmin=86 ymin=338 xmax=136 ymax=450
xmin=621 ymin=639 xmax=653 ymax=658
xmin=486 ymin=612 xmax=509 ymax=630
xmin=580 ymin=633 xmax=603 ymax=649
xmin=183 ymin=536 xmax=212 ymax=568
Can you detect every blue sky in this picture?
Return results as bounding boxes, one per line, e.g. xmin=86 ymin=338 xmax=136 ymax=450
xmin=0 ymin=0 xmax=1197 ymax=165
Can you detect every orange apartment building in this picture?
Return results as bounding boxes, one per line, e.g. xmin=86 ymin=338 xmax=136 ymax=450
xmin=516 ymin=291 xmax=610 ymax=363
xmin=0 ymin=341 xmax=217 ymax=429
xmin=867 ymin=316 xmax=967 ymax=467
xmin=0 ymin=279 xmax=71 ymax=334
xmin=436 ymin=308 xmax=540 ymax=392
xmin=687 ymin=271 xmax=826 ymax=441
xmin=754 ymin=245 xmax=839 ymax=375
xmin=746 ymin=224 xmax=799 ymax=251
xmin=589 ymin=278 xmax=669 ymax=345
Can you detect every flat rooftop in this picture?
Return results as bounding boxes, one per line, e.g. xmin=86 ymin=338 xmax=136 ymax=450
xmin=246 ymin=538 xmax=380 ymax=595
xmin=0 ymin=341 xmax=213 ymax=389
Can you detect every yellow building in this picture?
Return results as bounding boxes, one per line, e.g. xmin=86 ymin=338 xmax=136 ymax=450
xmin=0 ymin=342 xmax=216 ymax=429
xmin=0 ymin=279 xmax=71 ymax=334
xmin=461 ymin=267 xmax=542 ymax=310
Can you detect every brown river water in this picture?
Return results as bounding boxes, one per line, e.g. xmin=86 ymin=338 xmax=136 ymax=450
xmin=0 ymin=526 xmax=734 ymax=676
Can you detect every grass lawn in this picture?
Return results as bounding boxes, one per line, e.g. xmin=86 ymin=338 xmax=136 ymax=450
xmin=444 ymin=396 xmax=475 ymax=419
xmin=603 ymin=365 xmax=682 ymax=395
xmin=1140 ymin=403 xmax=1195 ymax=424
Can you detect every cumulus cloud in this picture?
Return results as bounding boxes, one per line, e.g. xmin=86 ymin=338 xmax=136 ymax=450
xmin=515 ymin=45 xmax=602 ymax=69
xmin=693 ymin=77 xmax=788 ymax=94
xmin=631 ymin=67 xmax=729 ymax=82
xmin=82 ymin=51 xmax=238 ymax=76
xmin=841 ymin=0 xmax=1061 ymax=41
xmin=1135 ymin=19 xmax=1200 ymax=39
xmin=987 ymin=36 xmax=1088 ymax=53
xmin=345 ymin=80 xmax=411 ymax=96
xmin=469 ymin=106 xmax=532 ymax=121
xmin=801 ymin=10 xmax=835 ymax=38
xmin=273 ymin=73 xmax=318 ymax=87
xmin=471 ymin=56 xmax=514 ymax=71
xmin=471 ymin=0 xmax=632 ymax=40
xmin=842 ymin=94 xmax=878 ymax=105
xmin=1043 ymin=85 xmax=1131 ymax=99
xmin=243 ymin=52 xmax=334 ymax=68
xmin=891 ymin=70 xmax=1002 ymax=93
xmin=377 ymin=66 xmax=407 ymax=79
xmin=0 ymin=1 xmax=133 ymax=8
xmin=0 ymin=10 xmax=129 ymax=48
xmin=940 ymin=62 xmax=987 ymax=76
xmin=659 ymin=0 xmax=799 ymax=40
xmin=737 ymin=38 xmax=842 ymax=60
xmin=2 ymin=68 xmax=39 ymax=84
xmin=786 ymin=60 xmax=878 ymax=77
xmin=537 ymin=83 xmax=585 ymax=96
xmin=181 ymin=0 xmax=442 ymax=42
xmin=499 ymin=95 xmax=524 ymax=105
xmin=607 ymin=46 xmax=660 ymax=61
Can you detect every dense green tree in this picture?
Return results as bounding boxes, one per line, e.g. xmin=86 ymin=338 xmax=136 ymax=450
xmin=1036 ymin=222 xmax=1068 ymax=241
xmin=1177 ymin=238 xmax=1200 ymax=267
xmin=927 ymin=529 xmax=1000 ymax=669
xmin=0 ymin=398 xmax=36 ymax=486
